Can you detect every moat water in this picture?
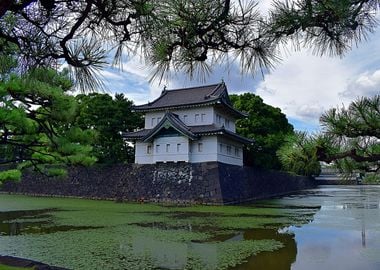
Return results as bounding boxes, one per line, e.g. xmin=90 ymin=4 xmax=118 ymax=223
xmin=0 ymin=185 xmax=379 ymax=269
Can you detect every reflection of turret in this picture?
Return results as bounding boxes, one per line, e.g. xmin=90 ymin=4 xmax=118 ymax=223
xmin=231 ymin=229 xmax=297 ymax=270
xmin=121 ymin=235 xmax=219 ymax=269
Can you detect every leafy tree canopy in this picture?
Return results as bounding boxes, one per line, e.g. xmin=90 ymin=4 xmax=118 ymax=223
xmin=230 ymin=93 xmax=294 ymax=169
xmin=0 ymin=0 xmax=378 ymax=88
xmin=74 ymin=93 xmax=143 ymax=163
xmin=0 ymin=45 xmax=97 ymax=184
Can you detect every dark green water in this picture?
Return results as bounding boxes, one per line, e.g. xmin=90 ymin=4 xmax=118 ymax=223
xmin=0 ymin=185 xmax=379 ymax=269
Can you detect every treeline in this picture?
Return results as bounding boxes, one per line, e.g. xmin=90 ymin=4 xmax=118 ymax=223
xmin=0 ymin=85 xmax=144 ymax=175
xmin=1 ymin=60 xmax=377 ymax=182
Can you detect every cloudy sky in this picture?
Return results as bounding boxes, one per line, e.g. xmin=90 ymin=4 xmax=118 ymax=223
xmin=98 ymin=1 xmax=380 ymax=132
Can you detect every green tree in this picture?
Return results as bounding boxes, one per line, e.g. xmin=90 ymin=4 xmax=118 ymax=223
xmin=0 ymin=1 xmax=378 ymax=87
xmin=277 ymin=95 xmax=379 ymax=176
xmin=0 ymin=53 xmax=97 ymax=184
xmin=277 ymin=132 xmax=321 ymax=176
xmin=316 ymin=95 xmax=380 ymax=174
xmin=74 ymin=93 xmax=143 ymax=163
xmin=230 ymin=93 xmax=294 ymax=169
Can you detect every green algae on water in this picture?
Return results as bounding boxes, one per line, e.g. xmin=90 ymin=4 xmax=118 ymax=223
xmin=0 ymin=194 xmax=316 ymax=269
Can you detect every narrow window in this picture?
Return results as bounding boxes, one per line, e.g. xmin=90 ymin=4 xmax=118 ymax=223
xmin=177 ymin=143 xmax=181 ymax=152
xmin=225 ymin=119 xmax=230 ymax=128
xmin=201 ymin=113 xmax=206 ymax=122
xmin=195 ymin=114 xmax=200 ymax=123
xmin=216 ymin=114 xmax=221 ymax=124
xmin=227 ymin=145 xmax=232 ymax=155
xmin=157 ymin=117 xmax=161 ymax=124
xmin=219 ymin=143 xmax=223 ymax=153
xmin=183 ymin=115 xmax=188 ymax=122
xmin=198 ymin=143 xmax=203 ymax=152
xmin=166 ymin=144 xmax=170 ymax=152
xmin=147 ymin=145 xmax=152 ymax=154
xmin=151 ymin=118 xmax=155 ymax=127
xmin=235 ymin=147 xmax=240 ymax=157
xmin=156 ymin=144 xmax=160 ymax=153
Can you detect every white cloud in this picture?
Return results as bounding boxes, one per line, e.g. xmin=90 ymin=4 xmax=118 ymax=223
xmin=255 ymin=50 xmax=353 ymax=124
xmin=255 ymin=0 xmax=273 ymax=15
xmin=97 ymin=1 xmax=380 ymax=132
xmin=100 ymin=70 xmax=124 ymax=80
xmin=252 ymin=15 xmax=380 ymax=127
xmin=340 ymin=69 xmax=380 ymax=99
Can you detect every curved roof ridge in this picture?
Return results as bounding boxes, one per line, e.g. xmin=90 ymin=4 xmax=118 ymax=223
xmin=166 ymin=82 xmax=222 ymax=92
xmin=207 ymin=82 xmax=225 ymax=98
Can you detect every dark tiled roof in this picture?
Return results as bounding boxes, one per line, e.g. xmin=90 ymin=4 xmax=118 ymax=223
xmin=122 ymin=129 xmax=150 ymax=140
xmin=134 ymin=83 xmax=228 ymax=111
xmin=134 ymin=82 xmax=247 ymax=118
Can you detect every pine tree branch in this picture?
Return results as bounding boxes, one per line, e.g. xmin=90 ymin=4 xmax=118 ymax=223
xmin=317 ymin=147 xmax=380 ymax=163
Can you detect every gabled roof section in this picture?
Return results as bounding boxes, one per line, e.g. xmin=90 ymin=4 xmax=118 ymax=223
xmin=123 ymin=123 xmax=254 ymax=145
xmin=142 ymin=112 xmax=198 ymax=142
xmin=134 ymin=83 xmax=234 ymax=112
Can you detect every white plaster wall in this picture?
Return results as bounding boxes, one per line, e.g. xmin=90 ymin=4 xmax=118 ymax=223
xmin=144 ymin=106 xmax=239 ymax=132
xmin=172 ymin=107 xmax=214 ymax=126
xmin=152 ymin=136 xmax=190 ymax=163
xmin=213 ymin=109 xmax=236 ymax=132
xmin=189 ymin=136 xmax=218 ymax=163
xmin=144 ymin=112 xmax=165 ymax=129
xmin=135 ymin=135 xmax=244 ymax=166
xmin=135 ymin=142 xmax=154 ymax=164
xmin=216 ymin=137 xmax=243 ymax=166
xmin=144 ymin=107 xmax=215 ymax=129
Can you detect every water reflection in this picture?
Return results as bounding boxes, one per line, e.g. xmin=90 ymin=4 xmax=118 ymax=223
xmin=0 ymin=186 xmax=380 ymax=270
xmin=290 ymin=186 xmax=380 ymax=270
xmin=0 ymin=209 xmax=100 ymax=235
xmin=232 ymin=229 xmax=297 ymax=270
xmin=121 ymin=236 xmax=220 ymax=269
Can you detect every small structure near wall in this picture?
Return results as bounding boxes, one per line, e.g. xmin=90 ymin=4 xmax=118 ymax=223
xmin=123 ymin=83 xmax=253 ymax=166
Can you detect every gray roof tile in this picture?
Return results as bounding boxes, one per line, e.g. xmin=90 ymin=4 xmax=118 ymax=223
xmin=134 ymin=83 xmax=227 ymax=111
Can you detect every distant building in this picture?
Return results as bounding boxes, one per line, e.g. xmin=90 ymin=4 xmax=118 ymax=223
xmin=123 ymin=83 xmax=253 ymax=166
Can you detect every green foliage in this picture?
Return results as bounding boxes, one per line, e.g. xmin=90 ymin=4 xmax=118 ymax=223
xmin=0 ymin=169 xmax=21 ymax=182
xmin=230 ymin=93 xmax=294 ymax=169
xmin=320 ymin=95 xmax=380 ymax=139
xmin=277 ymin=132 xmax=321 ymax=176
xmin=45 ymin=168 xmax=68 ymax=178
xmin=317 ymin=95 xmax=380 ymax=174
xmin=277 ymin=95 xmax=379 ymax=176
xmin=363 ymin=173 xmax=380 ymax=184
xmin=74 ymin=93 xmax=143 ymax=163
xmin=0 ymin=44 xmax=97 ymax=183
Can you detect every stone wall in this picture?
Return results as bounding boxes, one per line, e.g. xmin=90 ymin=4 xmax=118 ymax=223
xmin=1 ymin=162 xmax=316 ymax=204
